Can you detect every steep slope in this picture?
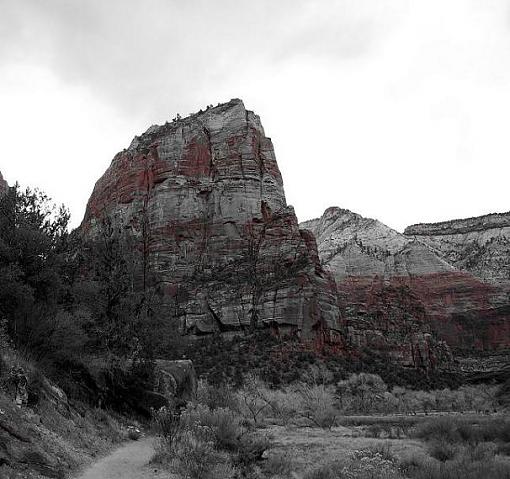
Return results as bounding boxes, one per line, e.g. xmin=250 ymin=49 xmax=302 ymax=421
xmin=405 ymin=212 xmax=510 ymax=286
xmin=82 ymin=99 xmax=340 ymax=341
xmin=0 ymin=354 xmax=123 ymax=479
xmin=302 ymin=207 xmax=510 ymax=360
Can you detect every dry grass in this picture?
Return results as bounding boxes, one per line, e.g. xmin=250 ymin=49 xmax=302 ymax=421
xmin=265 ymin=424 xmax=425 ymax=473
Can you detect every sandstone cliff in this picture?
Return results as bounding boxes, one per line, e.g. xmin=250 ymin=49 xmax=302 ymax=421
xmin=302 ymin=207 xmax=510 ymax=361
xmin=82 ymin=99 xmax=340 ymax=341
xmin=405 ymin=212 xmax=510 ymax=286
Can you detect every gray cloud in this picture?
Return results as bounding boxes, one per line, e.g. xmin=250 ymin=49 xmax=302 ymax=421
xmin=0 ymin=0 xmax=396 ymax=119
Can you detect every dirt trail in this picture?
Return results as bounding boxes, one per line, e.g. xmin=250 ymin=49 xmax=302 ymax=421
xmin=75 ymin=436 xmax=168 ymax=479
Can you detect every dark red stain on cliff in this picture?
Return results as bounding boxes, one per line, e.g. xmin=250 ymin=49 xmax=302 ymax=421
xmin=179 ymin=139 xmax=212 ymax=177
xmin=337 ymin=272 xmax=510 ymax=351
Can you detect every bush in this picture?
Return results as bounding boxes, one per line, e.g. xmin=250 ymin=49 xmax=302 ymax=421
xmin=427 ymin=440 xmax=460 ymax=462
xmin=196 ymin=379 xmax=239 ymax=412
xmin=152 ymin=406 xmax=184 ymax=451
xmin=183 ymin=404 xmax=242 ymax=451
xmin=297 ymin=383 xmax=337 ymax=429
xmin=236 ymin=374 xmax=305 ymax=426
xmin=171 ymin=430 xmax=235 ymax=479
xmin=262 ymin=452 xmax=293 ymax=478
xmin=127 ymin=426 xmax=141 ymax=441
xmin=154 ymin=401 xmax=269 ymax=477
xmin=404 ymin=455 xmax=510 ymax=479
xmin=415 ymin=417 xmax=462 ymax=443
xmin=303 ymin=448 xmax=404 ymax=479
xmin=461 ymin=442 xmax=497 ymax=462
xmin=303 ymin=463 xmax=338 ymax=479
xmin=415 ymin=416 xmax=510 ymax=447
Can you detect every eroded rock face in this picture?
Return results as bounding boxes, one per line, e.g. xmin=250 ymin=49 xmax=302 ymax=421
xmin=302 ymin=207 xmax=510 ymax=360
xmin=0 ymin=170 xmax=8 ymax=195
xmin=82 ymin=99 xmax=341 ymax=340
xmin=405 ymin=212 xmax=510 ymax=286
xmin=301 ymin=207 xmax=454 ymax=280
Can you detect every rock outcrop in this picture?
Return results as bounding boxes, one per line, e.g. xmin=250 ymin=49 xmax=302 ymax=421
xmin=405 ymin=212 xmax=510 ymax=286
xmin=302 ymin=207 xmax=510 ymax=360
xmin=0 ymin=170 xmax=8 ymax=195
xmin=155 ymin=359 xmax=198 ymax=403
xmin=82 ymin=99 xmax=341 ymax=341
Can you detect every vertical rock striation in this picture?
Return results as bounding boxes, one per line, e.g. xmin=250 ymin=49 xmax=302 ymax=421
xmin=82 ymin=100 xmax=341 ymax=341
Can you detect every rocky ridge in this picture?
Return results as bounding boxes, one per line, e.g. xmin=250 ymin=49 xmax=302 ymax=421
xmin=82 ymin=99 xmax=341 ymax=342
xmin=301 ymin=207 xmax=510 ymax=361
xmin=405 ymin=212 xmax=510 ymax=285
xmin=300 ymin=207 xmax=454 ymax=280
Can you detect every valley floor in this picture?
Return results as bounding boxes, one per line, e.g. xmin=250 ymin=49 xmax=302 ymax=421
xmin=265 ymin=423 xmax=427 ymax=471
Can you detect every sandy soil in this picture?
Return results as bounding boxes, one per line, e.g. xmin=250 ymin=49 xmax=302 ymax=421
xmin=75 ymin=437 xmax=169 ymax=479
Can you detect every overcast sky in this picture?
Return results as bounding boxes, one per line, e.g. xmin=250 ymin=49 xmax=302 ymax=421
xmin=1 ymin=0 xmax=509 ymax=231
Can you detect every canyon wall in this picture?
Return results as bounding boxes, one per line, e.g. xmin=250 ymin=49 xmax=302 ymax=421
xmin=302 ymin=207 xmax=510 ymax=362
xmin=82 ymin=100 xmax=341 ymax=341
xmin=405 ymin=212 xmax=510 ymax=286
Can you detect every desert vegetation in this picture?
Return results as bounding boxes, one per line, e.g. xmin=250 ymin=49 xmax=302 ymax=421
xmin=148 ymin=371 xmax=510 ymax=479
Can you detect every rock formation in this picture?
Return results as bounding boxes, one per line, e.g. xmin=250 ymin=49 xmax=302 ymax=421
xmin=0 ymin=170 xmax=8 ymax=195
xmin=300 ymin=207 xmax=454 ymax=280
xmin=405 ymin=212 xmax=510 ymax=286
xmin=302 ymin=207 xmax=510 ymax=362
xmin=82 ymin=99 xmax=341 ymax=341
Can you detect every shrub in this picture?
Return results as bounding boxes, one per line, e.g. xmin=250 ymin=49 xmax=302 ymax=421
xmin=404 ymin=456 xmax=510 ymax=479
xmin=414 ymin=417 xmax=461 ymax=443
xmin=196 ymin=379 xmax=239 ymax=412
xmin=303 ymin=463 xmax=338 ymax=479
xmin=415 ymin=416 xmax=510 ymax=448
xmin=262 ymin=452 xmax=293 ymax=478
xmin=152 ymin=406 xmax=184 ymax=451
xmin=365 ymin=442 xmax=396 ymax=462
xmin=127 ymin=426 xmax=141 ymax=441
xmin=303 ymin=448 xmax=405 ymax=479
xmin=297 ymin=383 xmax=337 ymax=429
xmin=236 ymin=374 xmax=305 ymax=426
xmin=461 ymin=442 xmax=497 ymax=462
xmin=427 ymin=439 xmax=460 ymax=462
xmin=366 ymin=424 xmax=382 ymax=438
xmin=182 ymin=404 xmax=242 ymax=451
xmin=236 ymin=374 xmax=270 ymax=425
xmin=171 ymin=430 xmax=235 ymax=479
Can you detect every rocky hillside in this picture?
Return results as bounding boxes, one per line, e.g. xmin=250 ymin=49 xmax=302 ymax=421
xmin=405 ymin=212 xmax=510 ymax=285
xmin=302 ymin=207 xmax=510 ymax=359
xmin=82 ymin=99 xmax=340 ymax=342
xmin=0 ymin=352 xmax=124 ymax=479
